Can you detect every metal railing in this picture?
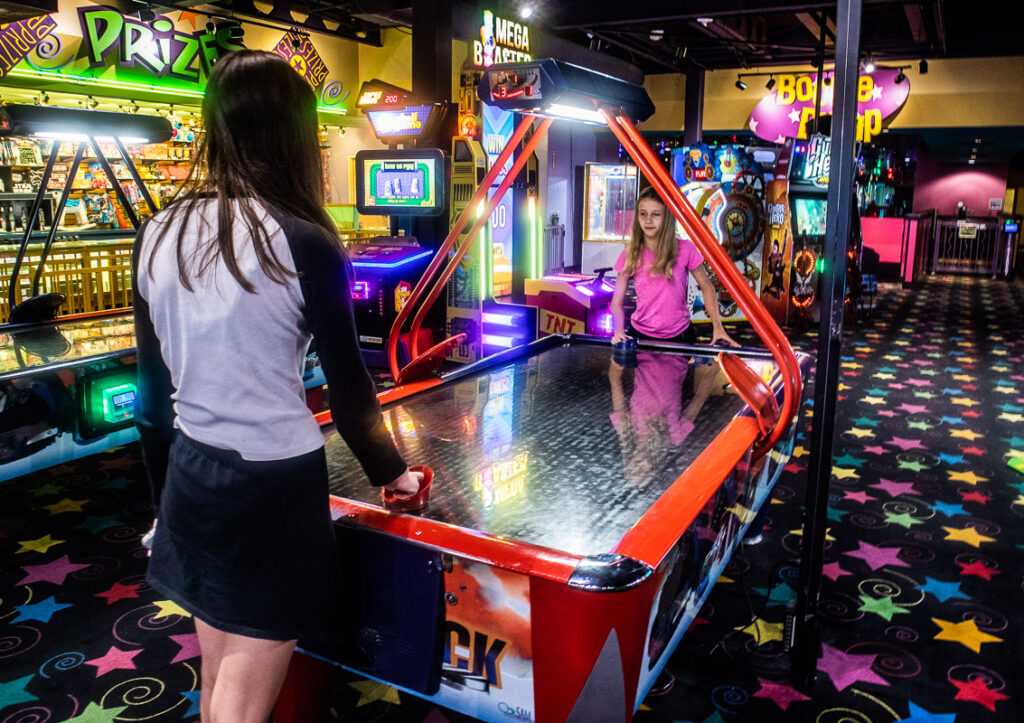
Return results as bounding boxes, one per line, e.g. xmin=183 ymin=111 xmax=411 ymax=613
xmin=542 ymin=224 xmax=565 ymax=275
xmin=931 ymin=215 xmax=1009 ymax=276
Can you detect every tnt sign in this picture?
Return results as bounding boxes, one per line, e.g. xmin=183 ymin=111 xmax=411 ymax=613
xmin=539 ymin=310 xmax=582 ymax=335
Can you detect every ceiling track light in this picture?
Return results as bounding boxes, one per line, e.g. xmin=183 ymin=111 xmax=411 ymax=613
xmin=863 ymin=56 xmax=876 ymax=73
xmin=735 ymin=77 xmax=747 ymax=91
xmin=765 ymin=75 xmax=776 ymax=90
xmin=919 ymin=58 xmax=928 ymax=74
xmin=894 ymin=68 xmax=906 ymax=83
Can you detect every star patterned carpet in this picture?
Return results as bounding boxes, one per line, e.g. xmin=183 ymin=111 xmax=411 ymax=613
xmin=1 ymin=275 xmax=1022 ymax=722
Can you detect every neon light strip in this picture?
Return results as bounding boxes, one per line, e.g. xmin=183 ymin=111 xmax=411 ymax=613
xmin=577 ymin=286 xmax=594 ymax=296
xmin=7 ymin=67 xmax=347 ymax=115
xmin=528 ymin=195 xmax=537 ymax=278
xmin=482 ymin=334 xmax=516 ymax=348
xmin=350 ymin=250 xmax=432 ymax=269
xmin=482 ymin=312 xmax=517 ymax=326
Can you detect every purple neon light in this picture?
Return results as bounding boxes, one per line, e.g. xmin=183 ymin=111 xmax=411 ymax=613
xmin=350 ymin=249 xmax=432 ymax=269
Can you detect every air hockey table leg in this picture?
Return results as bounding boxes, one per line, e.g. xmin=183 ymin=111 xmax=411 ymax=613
xmin=273 ymin=650 xmax=335 ymax=723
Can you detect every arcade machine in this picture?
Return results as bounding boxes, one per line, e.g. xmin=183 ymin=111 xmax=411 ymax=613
xmin=670 ymin=143 xmax=770 ymax=325
xmin=0 ymin=105 xmax=170 ymax=481
xmin=351 ymin=81 xmax=449 ymax=367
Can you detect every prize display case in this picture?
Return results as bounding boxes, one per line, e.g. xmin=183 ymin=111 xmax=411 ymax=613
xmin=583 ymin=162 xmax=638 ymax=242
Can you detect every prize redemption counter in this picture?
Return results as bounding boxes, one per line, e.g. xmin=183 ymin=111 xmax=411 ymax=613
xmin=276 ymin=59 xmax=808 ymax=723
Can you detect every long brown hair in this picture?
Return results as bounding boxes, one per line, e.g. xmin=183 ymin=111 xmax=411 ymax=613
xmin=147 ymin=50 xmax=339 ymax=292
xmin=622 ymin=186 xmax=678 ymax=280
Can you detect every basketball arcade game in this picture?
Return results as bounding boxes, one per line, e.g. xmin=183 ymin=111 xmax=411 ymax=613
xmin=0 ymin=106 xmax=170 ymax=481
xmin=278 ymin=60 xmax=806 ymax=722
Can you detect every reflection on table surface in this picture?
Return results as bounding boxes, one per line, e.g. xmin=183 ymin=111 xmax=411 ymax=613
xmin=0 ymin=314 xmax=135 ymax=376
xmin=326 ymin=343 xmax=776 ymax=557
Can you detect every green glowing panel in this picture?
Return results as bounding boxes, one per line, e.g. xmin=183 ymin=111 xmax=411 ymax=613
xmin=100 ymin=383 xmax=137 ymax=424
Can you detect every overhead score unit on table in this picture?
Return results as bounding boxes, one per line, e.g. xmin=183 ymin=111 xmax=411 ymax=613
xmin=0 ymin=105 xmax=171 ymax=481
xmin=348 ymin=80 xmax=449 ymax=367
xmin=277 ymin=59 xmax=807 ymax=723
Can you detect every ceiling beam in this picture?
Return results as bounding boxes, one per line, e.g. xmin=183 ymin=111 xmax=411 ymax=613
xmin=795 ymin=11 xmax=835 ymax=46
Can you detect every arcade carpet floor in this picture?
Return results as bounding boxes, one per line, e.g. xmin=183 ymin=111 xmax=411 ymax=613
xmin=1 ymin=275 xmax=1022 ymax=722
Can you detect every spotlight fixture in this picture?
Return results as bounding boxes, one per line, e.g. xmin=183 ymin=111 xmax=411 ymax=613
xmin=40 ymin=93 xmax=50 ymax=105
xmin=895 ymin=68 xmax=906 ymax=84
xmin=649 ymin=29 xmax=664 ymax=42
xmin=919 ymin=58 xmax=928 ymax=74
xmin=863 ymin=56 xmax=875 ymax=73
xmin=765 ymin=75 xmax=776 ymax=90
xmin=205 ymin=20 xmax=215 ymax=33
xmin=696 ymin=17 xmax=713 ymax=27
xmin=138 ymin=6 xmax=155 ymax=22
xmin=735 ymin=77 xmax=747 ymax=91
xmin=130 ymin=101 xmax=140 ymax=114
xmin=519 ymin=4 xmax=534 ymax=19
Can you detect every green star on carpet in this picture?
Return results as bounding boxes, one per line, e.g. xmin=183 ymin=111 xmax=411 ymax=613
xmin=898 ymin=459 xmax=928 ymax=472
xmin=918 ymin=368 xmax=938 ymax=376
xmin=906 ymin=420 xmax=934 ymax=431
xmin=75 ymin=515 xmax=124 ymax=534
xmin=64 ymin=701 xmax=129 ymax=723
xmin=16 ymin=534 xmax=64 ymax=554
xmin=0 ymin=674 xmax=37 ymax=708
xmin=864 ymin=387 xmax=890 ymax=396
xmin=859 ymin=594 xmax=910 ymax=621
xmin=1002 ymin=436 xmax=1024 ymax=447
xmin=912 ymin=391 xmax=937 ymax=400
xmin=827 ymin=507 xmax=848 ymax=522
xmin=885 ymin=511 xmax=923 ymax=529
xmin=850 ymin=416 xmax=880 ymax=427
xmin=29 ymin=482 xmax=62 ymax=498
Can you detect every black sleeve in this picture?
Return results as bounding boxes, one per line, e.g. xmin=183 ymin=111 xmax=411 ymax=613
xmin=286 ymin=220 xmax=408 ymax=486
xmin=132 ymin=220 xmax=176 ymax=516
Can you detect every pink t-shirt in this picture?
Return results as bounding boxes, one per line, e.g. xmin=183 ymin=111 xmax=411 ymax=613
xmin=614 ymin=238 xmax=704 ymax=338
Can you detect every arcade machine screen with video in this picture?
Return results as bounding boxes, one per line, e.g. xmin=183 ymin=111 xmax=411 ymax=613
xmin=355 ymin=149 xmax=445 ymax=217
xmin=793 ymin=196 xmax=828 ymax=240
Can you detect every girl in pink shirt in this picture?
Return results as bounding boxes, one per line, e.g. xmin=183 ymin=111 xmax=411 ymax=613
xmin=611 ymin=186 xmax=737 ymax=346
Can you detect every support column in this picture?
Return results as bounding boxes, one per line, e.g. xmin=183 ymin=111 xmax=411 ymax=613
xmin=683 ymin=68 xmax=704 ymax=145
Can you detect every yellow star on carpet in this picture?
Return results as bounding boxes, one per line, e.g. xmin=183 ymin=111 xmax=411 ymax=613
xmin=951 ymin=397 xmax=979 ymax=407
xmin=882 ymin=354 xmax=902 ymax=360
xmin=893 ymin=340 xmax=910 ymax=346
xmin=838 ymin=383 xmax=851 ymax=392
xmin=735 ymin=617 xmax=784 ymax=644
xmin=1009 ymin=449 xmax=1024 ymax=458
xmin=841 ymin=361 xmax=863 ymax=369
xmin=998 ymin=412 xmax=1024 ymax=423
xmin=152 ymin=600 xmax=192 ymax=619
xmin=959 ymin=356 xmax=976 ymax=364
xmin=873 ymin=372 xmax=896 ymax=380
xmin=1013 ymin=494 xmax=1024 ymax=507
xmin=793 ymin=445 xmax=809 ymax=458
xmin=790 ymin=526 xmax=834 ymax=541
xmin=349 ymin=679 xmax=402 ymax=706
xmin=994 ymin=388 xmax=1019 ymax=397
xmin=769 ymin=449 xmax=786 ymax=463
xmin=952 ymin=374 xmax=975 ymax=382
xmin=719 ymin=574 xmax=736 ymax=583
xmin=43 ymin=498 xmax=88 ymax=515
xmin=950 ymin=429 xmax=982 ymax=441
xmin=846 ymin=427 xmax=875 ymax=438
xmin=832 ymin=467 xmax=860 ymax=480
xmin=862 ymin=396 xmax=886 ymax=405
xmin=932 ymin=617 xmax=1002 ymax=653
xmin=990 ymin=349 xmax=1008 ymax=356
xmin=948 ymin=470 xmax=988 ymax=485
xmin=942 ymin=525 xmax=995 ymax=547
xmin=726 ymin=503 xmax=756 ymax=523
xmin=17 ymin=534 xmax=64 ymax=554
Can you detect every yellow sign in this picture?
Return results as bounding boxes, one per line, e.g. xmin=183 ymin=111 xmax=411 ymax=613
xmin=539 ymin=309 xmax=583 ymax=335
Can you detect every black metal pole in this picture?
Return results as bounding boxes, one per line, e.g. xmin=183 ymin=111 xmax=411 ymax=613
xmin=32 ymin=143 xmax=87 ymax=298
xmin=793 ymin=0 xmax=862 ymax=688
xmin=683 ymin=67 xmax=705 ymax=146
xmin=89 ymin=136 xmax=140 ymax=229
xmin=113 ymin=138 xmax=160 ymax=216
xmin=8 ymin=140 xmax=61 ymax=310
xmin=811 ymin=11 xmax=826 ymax=136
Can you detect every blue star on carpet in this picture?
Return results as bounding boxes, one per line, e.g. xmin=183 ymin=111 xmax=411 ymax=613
xmin=833 ymin=453 xmax=866 ymax=467
xmin=999 ymin=403 xmax=1023 ymax=413
xmin=0 ymin=674 xmax=37 ymax=708
xmin=181 ymin=689 xmax=201 ymax=717
xmin=850 ymin=417 xmax=881 ymax=427
xmin=919 ymin=577 xmax=966 ymax=603
xmin=940 ymin=416 xmax=965 ymax=426
xmin=1002 ymin=436 xmax=1024 ymax=447
xmin=14 ymin=595 xmax=73 ymax=623
xmin=827 ymin=507 xmax=848 ymax=523
xmin=103 ymin=476 xmax=136 ymax=490
xmin=937 ymin=453 xmax=966 ymax=466
xmin=932 ymin=501 xmax=968 ymax=517
xmin=897 ymin=701 xmax=957 ymax=722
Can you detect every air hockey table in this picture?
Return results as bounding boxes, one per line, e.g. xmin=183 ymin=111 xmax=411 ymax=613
xmin=276 ymin=334 xmax=811 ymax=722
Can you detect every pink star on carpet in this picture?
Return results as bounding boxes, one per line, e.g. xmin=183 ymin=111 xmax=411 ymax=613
xmin=843 ymin=540 xmax=910 ymax=570
xmin=822 ymin=562 xmax=851 ymax=581
xmin=96 ymin=582 xmax=142 ymax=605
xmin=170 ymin=633 xmax=201 ymax=663
xmin=962 ymin=410 xmax=981 ymax=418
xmin=817 ymin=643 xmax=890 ymax=691
xmin=843 ymin=490 xmax=875 ymax=504
xmin=86 ymin=645 xmax=141 ymax=676
xmin=18 ymin=555 xmax=90 ymax=586
xmin=862 ymin=445 xmax=887 ymax=455
xmin=877 ymin=410 xmax=899 ymax=417
xmin=912 ymin=359 xmax=933 ymax=366
xmin=898 ymin=403 xmax=929 ymax=414
xmin=871 ymin=479 xmax=918 ymax=497
xmin=905 ymin=378 xmax=931 ymax=387
xmin=887 ymin=383 xmax=906 ymax=390
xmin=887 ymin=436 xmax=924 ymax=451
xmin=753 ymin=678 xmax=811 ymax=710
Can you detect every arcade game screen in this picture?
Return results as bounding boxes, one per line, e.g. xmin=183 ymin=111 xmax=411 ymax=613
xmin=794 ymin=197 xmax=828 ymax=238
xmin=355 ymin=149 xmax=446 ymax=217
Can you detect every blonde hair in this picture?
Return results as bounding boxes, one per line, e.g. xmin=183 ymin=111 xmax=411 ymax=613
xmin=623 ymin=186 xmax=678 ymax=280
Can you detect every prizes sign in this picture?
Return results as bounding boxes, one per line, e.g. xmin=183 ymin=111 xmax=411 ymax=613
xmin=473 ymin=10 xmax=531 ymax=68
xmin=272 ymin=31 xmax=329 ymax=88
xmin=0 ymin=16 xmax=57 ymax=79
xmin=748 ymin=68 xmax=909 ymax=144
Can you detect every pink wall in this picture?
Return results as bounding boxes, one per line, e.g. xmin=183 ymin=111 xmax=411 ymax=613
xmin=913 ymin=153 xmax=1008 ymax=216
xmin=861 ymin=217 xmax=907 ymax=264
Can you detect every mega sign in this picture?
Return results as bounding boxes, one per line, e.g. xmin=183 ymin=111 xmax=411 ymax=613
xmin=78 ymin=6 xmax=242 ymax=82
xmin=473 ymin=10 xmax=531 ymax=67
xmin=748 ymin=68 xmax=910 ymax=144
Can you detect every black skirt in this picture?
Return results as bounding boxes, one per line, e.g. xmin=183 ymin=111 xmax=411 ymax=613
xmin=147 ymin=432 xmax=340 ymax=641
